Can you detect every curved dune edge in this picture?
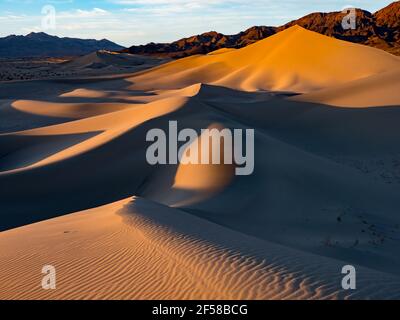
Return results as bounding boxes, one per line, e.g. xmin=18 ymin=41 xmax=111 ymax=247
xmin=11 ymin=100 xmax=139 ymax=119
xmin=0 ymin=197 xmax=399 ymax=300
xmin=0 ymin=95 xmax=189 ymax=174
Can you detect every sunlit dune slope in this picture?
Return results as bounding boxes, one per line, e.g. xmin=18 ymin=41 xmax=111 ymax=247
xmin=0 ymin=95 xmax=188 ymax=173
xmin=129 ymin=25 xmax=400 ymax=93
xmin=292 ymin=68 xmax=400 ymax=107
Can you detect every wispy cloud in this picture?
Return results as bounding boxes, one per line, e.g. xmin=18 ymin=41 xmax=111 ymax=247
xmin=58 ymin=8 xmax=110 ymax=18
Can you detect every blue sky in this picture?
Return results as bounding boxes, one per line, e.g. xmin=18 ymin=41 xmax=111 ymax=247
xmin=0 ymin=0 xmax=395 ymax=46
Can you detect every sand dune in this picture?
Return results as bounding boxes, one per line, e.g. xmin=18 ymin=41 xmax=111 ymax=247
xmin=0 ymin=51 xmax=167 ymax=83
xmin=64 ymin=50 xmax=164 ymax=70
xmin=1 ymin=197 xmax=400 ymax=300
xmin=129 ymin=25 xmax=400 ymax=93
xmin=1 ymin=26 xmax=400 ymax=300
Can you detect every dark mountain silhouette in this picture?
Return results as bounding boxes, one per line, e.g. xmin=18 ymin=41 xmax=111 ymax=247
xmin=124 ymin=27 xmax=276 ymax=58
xmin=125 ymin=1 xmax=400 ymax=58
xmin=0 ymin=32 xmax=124 ymax=58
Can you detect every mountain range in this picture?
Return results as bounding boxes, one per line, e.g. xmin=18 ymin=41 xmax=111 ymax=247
xmin=0 ymin=2 xmax=398 ymax=59
xmin=0 ymin=32 xmax=124 ymax=58
xmin=124 ymin=1 xmax=400 ymax=58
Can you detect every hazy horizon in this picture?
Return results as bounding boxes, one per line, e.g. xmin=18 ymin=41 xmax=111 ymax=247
xmin=0 ymin=0 xmax=396 ymax=47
